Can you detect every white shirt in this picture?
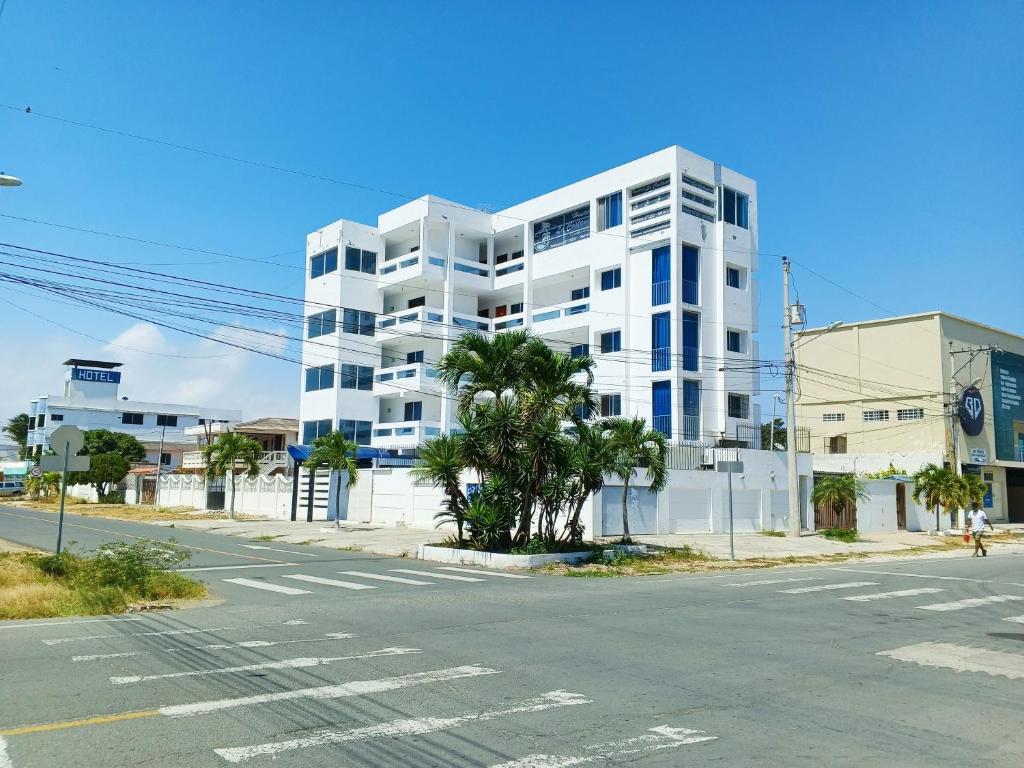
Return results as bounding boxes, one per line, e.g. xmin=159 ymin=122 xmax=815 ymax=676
xmin=969 ymin=509 xmax=989 ymax=533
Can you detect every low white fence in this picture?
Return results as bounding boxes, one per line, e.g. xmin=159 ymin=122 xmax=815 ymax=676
xmin=139 ymin=474 xmax=294 ymax=519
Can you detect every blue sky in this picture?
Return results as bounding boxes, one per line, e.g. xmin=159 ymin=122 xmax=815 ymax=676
xmin=0 ymin=0 xmax=1021 ymax=422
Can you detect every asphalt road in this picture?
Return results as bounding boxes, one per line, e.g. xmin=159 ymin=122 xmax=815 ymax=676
xmin=2 ymin=504 xmax=1024 ymax=767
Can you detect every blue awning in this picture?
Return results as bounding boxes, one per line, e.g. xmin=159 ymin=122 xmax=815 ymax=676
xmin=287 ymin=445 xmax=390 ymax=461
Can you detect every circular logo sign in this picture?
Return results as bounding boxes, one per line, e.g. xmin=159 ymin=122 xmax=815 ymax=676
xmin=29 ymin=466 xmax=42 ymax=478
xmin=959 ymin=386 xmax=985 ymax=437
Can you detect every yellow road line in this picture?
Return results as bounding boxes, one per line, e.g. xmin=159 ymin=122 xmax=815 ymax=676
xmin=0 ymin=709 xmax=160 ymax=736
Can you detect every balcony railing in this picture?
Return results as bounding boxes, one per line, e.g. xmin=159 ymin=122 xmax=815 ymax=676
xmin=374 ymin=363 xmax=440 ymax=388
xmin=371 ymin=420 xmax=443 ymax=446
xmin=651 ymin=280 xmax=670 ymax=306
xmin=681 ymin=346 xmax=699 ymax=372
xmin=681 ymin=414 xmax=700 ymax=441
xmin=682 ymin=279 xmax=699 ymax=305
xmin=377 ymin=307 xmax=445 ymax=331
xmin=532 ymin=300 xmax=590 ymax=324
xmin=181 ymin=450 xmax=288 ymax=474
xmin=651 ymin=347 xmax=671 ymax=371
xmin=1017 ymin=446 xmax=1024 ymax=462
xmin=652 ymin=415 xmax=672 ymax=437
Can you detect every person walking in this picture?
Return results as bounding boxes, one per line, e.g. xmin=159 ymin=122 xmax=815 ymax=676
xmin=968 ymin=502 xmax=994 ymax=557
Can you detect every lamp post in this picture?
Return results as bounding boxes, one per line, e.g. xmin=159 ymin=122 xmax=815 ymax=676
xmin=0 ymin=173 xmax=23 ymax=187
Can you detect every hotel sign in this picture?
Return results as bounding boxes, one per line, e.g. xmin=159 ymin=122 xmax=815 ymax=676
xmin=72 ymin=368 xmax=121 ymax=384
xmin=959 ymin=385 xmax=985 ymax=437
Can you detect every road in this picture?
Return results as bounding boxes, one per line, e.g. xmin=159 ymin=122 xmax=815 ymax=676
xmin=2 ymin=504 xmax=1024 ymax=767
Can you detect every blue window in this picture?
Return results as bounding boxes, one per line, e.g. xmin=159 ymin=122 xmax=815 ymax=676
xmin=600 ymin=394 xmax=621 ymax=417
xmin=404 ymin=401 xmax=423 ymax=421
xmin=406 ymin=350 xmax=424 ymax=364
xmin=307 ymin=309 xmax=337 ymax=338
xmin=682 ymin=245 xmax=699 ymax=304
xmin=652 ymin=312 xmax=670 ymax=371
xmin=721 ymin=187 xmax=749 ymax=229
xmin=304 ymin=364 xmax=334 ymax=392
xmin=652 ymin=245 xmax=670 ymax=306
xmin=682 ymin=380 xmax=700 ymax=440
xmin=533 ymin=204 xmax=590 ymax=252
xmin=570 ymin=344 xmax=589 ymax=359
xmin=340 ymin=364 xmax=373 ymax=391
xmin=345 ymin=247 xmax=377 ymax=274
xmin=600 ymin=267 xmax=622 ymax=291
xmin=571 ymin=286 xmax=590 ymax=301
xmin=682 ymin=312 xmax=699 ymax=371
xmin=600 ymin=330 xmax=621 ymax=354
xmin=338 ymin=419 xmax=372 ymax=445
xmin=342 ymin=308 xmax=376 ymax=336
xmin=652 ymin=381 xmax=671 ymax=437
xmin=302 ymin=419 xmax=332 ymax=444
xmin=310 ymin=248 xmax=338 ymax=279
xmin=598 ymin=192 xmax=622 ymax=230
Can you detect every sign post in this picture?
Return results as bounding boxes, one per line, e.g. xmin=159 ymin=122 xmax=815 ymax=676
xmin=39 ymin=425 xmax=90 ymax=555
xmin=717 ymin=460 xmax=744 ymax=561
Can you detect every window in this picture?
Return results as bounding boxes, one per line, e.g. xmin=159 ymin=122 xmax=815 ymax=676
xmin=682 ymin=380 xmax=701 ymax=440
xmin=574 ymin=404 xmax=591 ymax=421
xmin=727 ymin=393 xmax=750 ymax=420
xmin=570 ymin=344 xmax=589 ymax=359
xmin=403 ymin=401 xmax=423 ymax=421
xmin=600 ymin=267 xmax=622 ymax=291
xmin=302 ymin=419 xmax=332 ymax=444
xmin=510 ymin=302 xmax=524 ymax=314
xmin=533 ymin=204 xmax=590 ymax=252
xmin=652 ymin=245 xmax=670 ymax=305
xmin=682 ymin=312 xmax=699 ymax=371
xmin=305 ymin=364 xmax=335 ymax=392
xmin=407 ymin=296 xmax=425 ymax=308
xmin=597 ymin=192 xmax=622 ymax=230
xmin=727 ymin=330 xmax=746 ymax=354
xmin=631 ymin=220 xmax=671 ymax=238
xmin=652 ymin=381 xmax=672 ymax=437
xmin=121 ymin=412 xmax=144 ymax=425
xmin=600 ymin=394 xmax=622 ymax=417
xmin=307 ymin=309 xmax=337 ymax=338
xmin=341 ymin=308 xmax=375 ymax=336
xmin=652 ymin=312 xmax=671 ymax=371
xmin=826 ymin=435 xmax=848 ymax=454
xmin=680 ymin=204 xmax=715 ymax=223
xmin=726 ymin=266 xmax=745 ymax=289
xmin=28 ymin=416 xmax=35 ymax=430
xmin=50 ymin=414 xmax=63 ymax=422
xmin=340 ymin=364 xmax=373 ymax=391
xmin=160 ymin=453 xmax=172 ymax=466
xmin=680 ymin=190 xmax=715 ymax=208
xmin=406 ymin=350 xmax=424 ymax=364
xmin=338 ymin=419 xmax=372 ymax=445
xmin=600 ymin=330 xmax=621 ymax=354
xmin=631 ymin=191 xmax=671 ymax=211
xmin=310 ymin=247 xmax=338 ymax=279
xmin=344 ymin=246 xmax=377 ymax=275
xmin=630 ymin=206 xmax=670 ymax=225
xmin=897 ymin=408 xmax=925 ymax=421
xmin=156 ymin=414 xmax=178 ymax=427
xmin=720 ymin=186 xmax=749 ymax=229
xmin=570 ymin=286 xmax=590 ymax=301
xmin=682 ymin=245 xmax=699 ymax=304
xmin=822 ymin=413 xmax=846 ymax=423
xmin=36 ymin=414 xmax=45 ymax=428
xmin=680 ymin=173 xmax=715 ymax=195
xmin=864 ymin=410 xmax=890 ymax=422
xmin=630 ymin=177 xmax=670 ymax=197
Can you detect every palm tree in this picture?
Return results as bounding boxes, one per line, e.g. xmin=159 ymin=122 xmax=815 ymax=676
xmin=561 ymin=422 xmax=614 ymax=543
xmin=810 ymin=474 xmax=868 ymax=526
xmin=203 ymin=432 xmax=262 ymax=518
xmin=912 ymin=463 xmax=963 ymax=532
xmin=436 ymin=329 xmax=535 ymax=414
xmin=412 ymin=434 xmax=468 ymax=544
xmin=3 ymin=413 xmax=29 ymax=460
xmin=304 ymin=432 xmax=360 ymax=528
xmin=959 ymin=474 xmax=989 ymax=509
xmin=603 ymin=417 xmax=668 ymax=544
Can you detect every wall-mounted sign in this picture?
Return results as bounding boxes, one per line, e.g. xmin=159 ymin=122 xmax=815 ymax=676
xmin=533 ymin=205 xmax=590 ymax=253
xmin=72 ymin=367 xmax=121 ymax=384
xmin=959 ymin=385 xmax=985 ymax=437
xmin=992 ymin=350 xmax=1024 ymax=461
xmin=969 ymin=447 xmax=988 ymax=464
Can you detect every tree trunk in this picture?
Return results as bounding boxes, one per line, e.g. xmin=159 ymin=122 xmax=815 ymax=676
xmin=620 ymin=476 xmax=632 ymax=544
xmin=334 ymin=470 xmax=342 ymax=528
xmin=562 ymin=494 xmax=587 ymax=543
xmin=228 ymin=471 xmax=235 ymax=519
xmin=935 ymin=504 xmax=940 ymax=532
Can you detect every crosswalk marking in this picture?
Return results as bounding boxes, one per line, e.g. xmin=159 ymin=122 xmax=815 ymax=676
xmin=109 ymin=646 xmax=420 ymax=684
xmin=280 ymin=574 xmax=375 ymax=590
xmin=878 ymin=642 xmax=1024 ymax=680
xmin=489 ymin=725 xmax=717 ymax=767
xmin=160 ymin=664 xmax=499 ymax=718
xmin=841 ymin=587 xmax=945 ymax=602
xmin=436 ymin=567 xmax=532 ymax=579
xmin=391 ymin=568 xmax=485 ymax=582
xmin=721 ymin=577 xmax=822 ymax=588
xmin=338 ymin=571 xmax=434 ymax=585
xmin=0 ymin=735 xmax=12 ymax=768
xmin=179 ymin=563 xmax=295 ymax=573
xmin=779 ymin=581 xmax=879 ymax=594
xmin=72 ymin=633 xmax=358 ymax=662
xmin=214 ymin=690 xmax=590 ymax=763
xmin=241 ymin=544 xmax=319 ymax=556
xmin=223 ymin=578 xmax=311 ymax=595
xmin=917 ymin=595 xmax=1024 ymax=612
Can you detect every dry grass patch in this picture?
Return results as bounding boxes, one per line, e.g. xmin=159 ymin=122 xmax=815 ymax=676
xmin=1 ymin=500 xmax=225 ymax=522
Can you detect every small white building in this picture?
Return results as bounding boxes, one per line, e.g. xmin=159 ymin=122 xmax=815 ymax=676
xmin=26 ymin=359 xmax=241 ymax=469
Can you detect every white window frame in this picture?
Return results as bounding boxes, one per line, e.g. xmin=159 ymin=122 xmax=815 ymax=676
xmin=863 ymin=410 xmax=890 ymax=422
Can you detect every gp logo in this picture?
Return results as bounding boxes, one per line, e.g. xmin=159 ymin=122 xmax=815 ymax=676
xmin=959 ymin=386 xmax=985 ymax=436
xmin=964 ymin=395 xmax=982 ymax=420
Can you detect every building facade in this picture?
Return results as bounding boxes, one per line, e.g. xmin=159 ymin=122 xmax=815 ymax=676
xmin=26 ymin=359 xmax=242 ymax=469
xmin=299 ymin=146 xmax=760 ymax=452
xmin=795 ymin=312 xmax=1024 ymax=523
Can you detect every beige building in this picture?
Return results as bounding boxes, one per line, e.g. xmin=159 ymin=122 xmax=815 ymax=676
xmin=795 ymin=311 xmax=1024 ymax=523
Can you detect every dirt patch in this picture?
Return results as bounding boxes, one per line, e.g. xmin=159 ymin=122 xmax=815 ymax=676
xmin=1 ymin=500 xmax=231 ymax=522
xmin=0 ymin=538 xmax=42 ymax=554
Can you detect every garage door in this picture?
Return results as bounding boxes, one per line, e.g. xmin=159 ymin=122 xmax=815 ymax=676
xmin=729 ymin=490 xmax=761 ymax=533
xmin=601 ymin=486 xmax=658 ymax=536
xmin=667 ymin=488 xmax=712 ymax=533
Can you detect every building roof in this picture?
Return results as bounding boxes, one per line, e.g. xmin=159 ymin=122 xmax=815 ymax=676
xmin=62 ymin=359 xmax=123 ymax=368
xmin=799 ymin=310 xmax=1024 ymax=342
xmin=235 ymin=417 xmax=299 ymax=433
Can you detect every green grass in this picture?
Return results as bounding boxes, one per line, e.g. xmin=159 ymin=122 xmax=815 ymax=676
xmin=759 ymin=529 xmax=786 ymax=537
xmin=820 ymin=527 xmax=859 ymax=543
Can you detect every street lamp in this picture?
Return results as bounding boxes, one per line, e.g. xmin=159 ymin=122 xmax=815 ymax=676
xmin=0 ymin=173 xmax=23 ymax=187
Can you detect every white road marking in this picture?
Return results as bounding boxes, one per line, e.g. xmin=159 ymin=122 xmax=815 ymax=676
xmin=878 ymin=641 xmax=1024 ymax=680
xmin=0 ymin=736 xmax=12 ymax=768
xmin=160 ymin=664 xmax=499 ymax=718
xmin=832 ymin=567 xmax=987 ymax=583
xmin=918 ymin=595 xmax=1024 ymax=612
xmin=390 ymin=568 xmax=484 ymax=582
xmin=223 ymin=578 xmax=311 ymax=595
xmin=178 ymin=563 xmax=295 ymax=573
xmin=436 ymin=567 xmax=532 ymax=579
xmin=110 ymin=647 xmax=420 ymax=684
xmin=281 ymin=574 xmax=375 ymax=590
xmin=73 ymin=633 xmax=357 ymax=661
xmin=214 ymin=689 xmax=590 ymax=763
xmin=720 ymin=577 xmax=823 ymax=587
xmin=42 ymin=620 xmax=305 ymax=646
xmin=1003 ymin=615 xmax=1024 ymax=624
xmin=0 ymin=616 xmax=142 ymax=630
xmin=841 ymin=587 xmax=946 ymax=602
xmin=241 ymin=545 xmax=319 ymax=557
xmin=489 ymin=724 xmax=718 ymax=767
xmin=338 ymin=571 xmax=434 ymax=585
xmin=73 ymin=651 xmax=147 ymax=662
xmin=779 ymin=581 xmax=879 ymax=594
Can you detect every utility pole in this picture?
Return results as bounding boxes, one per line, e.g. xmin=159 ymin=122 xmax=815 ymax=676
xmin=783 ymin=257 xmax=801 ymax=537
xmin=948 ymin=342 xmax=962 ymax=479
xmin=154 ymin=423 xmax=166 ymax=507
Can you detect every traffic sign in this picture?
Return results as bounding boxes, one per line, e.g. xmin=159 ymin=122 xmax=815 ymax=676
xmin=29 ymin=465 xmax=42 ymax=478
xmin=49 ymin=425 xmax=85 ymax=455
xmin=40 ymin=454 xmax=91 ymax=472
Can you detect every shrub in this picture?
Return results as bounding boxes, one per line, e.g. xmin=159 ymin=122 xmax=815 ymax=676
xmin=820 ymin=527 xmax=859 ymax=543
xmin=98 ymin=490 xmax=125 ymax=504
xmin=84 ymin=539 xmax=192 ymax=592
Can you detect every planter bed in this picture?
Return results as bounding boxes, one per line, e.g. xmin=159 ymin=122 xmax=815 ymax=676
xmin=418 ymin=544 xmax=593 ymax=570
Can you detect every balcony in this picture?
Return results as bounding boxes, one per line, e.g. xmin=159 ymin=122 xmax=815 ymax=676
xmin=181 ymin=450 xmax=289 ymax=475
xmin=378 ymin=249 xmax=446 ymax=286
xmin=651 ymin=347 xmax=671 ymax=371
xmin=371 ymin=420 xmax=443 ymax=450
xmin=651 ymin=280 xmax=670 ymax=306
xmin=531 ymin=298 xmax=591 ymax=334
xmin=373 ymin=363 xmax=441 ymax=396
xmin=491 ymin=310 xmax=525 ymax=331
xmin=376 ymin=306 xmax=446 ymax=341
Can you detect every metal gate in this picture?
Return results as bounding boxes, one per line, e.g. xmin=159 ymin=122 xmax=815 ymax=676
xmin=814 ymin=499 xmax=857 ymax=530
xmin=140 ymin=478 xmax=156 ymax=505
xmin=206 ymin=477 xmax=225 ymax=511
xmin=896 ymin=483 xmax=907 ymax=530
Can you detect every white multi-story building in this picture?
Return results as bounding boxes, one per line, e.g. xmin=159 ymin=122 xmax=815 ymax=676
xmin=26 ymin=359 xmax=241 ymax=469
xmin=299 ymin=146 xmax=760 ymax=453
